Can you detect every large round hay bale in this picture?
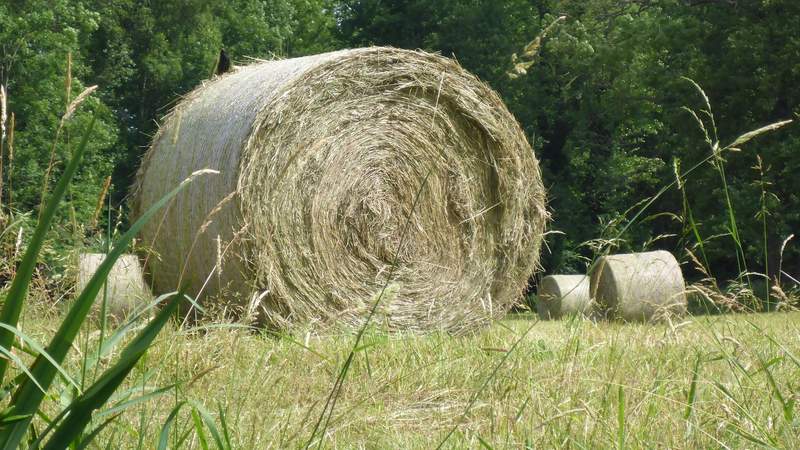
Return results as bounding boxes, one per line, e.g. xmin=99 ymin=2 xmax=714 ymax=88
xmin=76 ymin=253 xmax=152 ymax=321
xmin=590 ymin=250 xmax=687 ymax=322
xmin=133 ymin=47 xmax=547 ymax=333
xmin=536 ymin=274 xmax=590 ymax=320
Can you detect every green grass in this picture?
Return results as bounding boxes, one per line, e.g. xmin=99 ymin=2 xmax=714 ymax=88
xmin=1 ymin=61 xmax=795 ymax=450
xmin=14 ymin=308 xmax=800 ymax=448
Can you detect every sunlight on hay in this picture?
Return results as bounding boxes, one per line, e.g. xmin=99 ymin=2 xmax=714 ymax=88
xmin=133 ymin=47 xmax=547 ymax=333
xmin=76 ymin=253 xmax=152 ymax=321
xmin=590 ymin=250 xmax=687 ymax=322
xmin=536 ymin=274 xmax=590 ymax=320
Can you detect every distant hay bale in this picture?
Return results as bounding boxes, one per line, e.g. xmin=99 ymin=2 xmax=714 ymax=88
xmin=76 ymin=253 xmax=152 ymax=321
xmin=536 ymin=274 xmax=590 ymax=320
xmin=132 ymin=47 xmax=548 ymax=333
xmin=590 ymin=250 xmax=687 ymax=322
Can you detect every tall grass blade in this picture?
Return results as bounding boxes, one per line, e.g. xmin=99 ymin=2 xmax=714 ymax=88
xmin=96 ymin=383 xmax=178 ymax=419
xmin=713 ymin=381 xmax=777 ymax=446
xmin=0 ymin=115 xmax=96 ymax=383
xmin=617 ymin=385 xmax=625 ymax=450
xmin=757 ymin=354 xmax=793 ymax=423
xmin=157 ymin=401 xmax=185 ymax=450
xmin=726 ymin=425 xmax=772 ymax=448
xmin=674 ymin=158 xmax=709 ymax=270
xmin=175 ymin=427 xmax=194 ymax=449
xmin=0 ymin=347 xmax=44 ymax=396
xmin=754 ymin=323 xmax=800 ymax=369
xmin=684 ymin=354 xmax=702 ymax=420
xmin=0 ymin=169 xmax=215 ymax=449
xmin=73 ymin=414 xmax=120 ymax=450
xmin=217 ymin=402 xmax=232 ymax=449
xmin=477 ymin=434 xmax=494 ymax=449
xmin=0 ymin=323 xmax=79 ymax=391
xmin=41 ymin=290 xmax=186 ymax=450
xmin=84 ymin=292 xmax=190 ymax=372
xmin=192 ymin=409 xmax=210 ymax=450
xmin=189 ymin=401 xmax=226 ymax=450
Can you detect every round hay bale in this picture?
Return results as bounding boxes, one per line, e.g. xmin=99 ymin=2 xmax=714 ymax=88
xmin=133 ymin=47 xmax=547 ymax=333
xmin=536 ymin=274 xmax=590 ymax=320
xmin=590 ymin=250 xmax=687 ymax=322
xmin=76 ymin=253 xmax=152 ymax=321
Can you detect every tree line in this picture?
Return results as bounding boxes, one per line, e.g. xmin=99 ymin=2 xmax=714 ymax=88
xmin=1 ymin=0 xmax=798 ymax=289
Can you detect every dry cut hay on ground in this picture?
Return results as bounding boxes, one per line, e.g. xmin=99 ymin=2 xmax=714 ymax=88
xmin=590 ymin=250 xmax=687 ymax=322
xmin=76 ymin=253 xmax=152 ymax=321
xmin=133 ymin=47 xmax=547 ymax=334
xmin=536 ymin=274 xmax=591 ymax=320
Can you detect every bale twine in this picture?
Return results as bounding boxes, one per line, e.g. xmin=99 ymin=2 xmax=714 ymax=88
xmin=590 ymin=250 xmax=687 ymax=322
xmin=133 ymin=47 xmax=547 ymax=333
xmin=536 ymin=274 xmax=590 ymax=320
xmin=76 ymin=253 xmax=152 ymax=321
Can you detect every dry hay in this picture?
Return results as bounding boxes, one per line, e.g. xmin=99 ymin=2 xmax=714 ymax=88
xmin=133 ymin=47 xmax=547 ymax=333
xmin=76 ymin=253 xmax=152 ymax=321
xmin=590 ymin=250 xmax=687 ymax=322
xmin=536 ymin=274 xmax=590 ymax=320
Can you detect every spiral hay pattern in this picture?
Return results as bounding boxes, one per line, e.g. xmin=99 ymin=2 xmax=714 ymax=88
xmin=134 ymin=47 xmax=547 ymax=333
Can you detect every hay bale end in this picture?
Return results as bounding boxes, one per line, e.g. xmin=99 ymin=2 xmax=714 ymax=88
xmin=76 ymin=253 xmax=152 ymax=321
xmin=590 ymin=250 xmax=687 ymax=322
xmin=133 ymin=47 xmax=548 ymax=333
xmin=536 ymin=274 xmax=591 ymax=320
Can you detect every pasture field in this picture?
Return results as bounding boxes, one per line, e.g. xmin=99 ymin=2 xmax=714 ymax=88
xmin=2 ymin=3 xmax=798 ymax=448
xmin=18 ymin=308 xmax=800 ymax=448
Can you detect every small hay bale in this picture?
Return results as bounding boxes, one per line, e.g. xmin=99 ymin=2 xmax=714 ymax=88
xmin=536 ymin=274 xmax=590 ymax=320
xmin=590 ymin=250 xmax=687 ymax=322
xmin=76 ymin=253 xmax=152 ymax=321
xmin=133 ymin=47 xmax=547 ymax=334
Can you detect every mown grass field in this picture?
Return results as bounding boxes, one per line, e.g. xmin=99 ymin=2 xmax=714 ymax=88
xmin=19 ymin=308 xmax=800 ymax=448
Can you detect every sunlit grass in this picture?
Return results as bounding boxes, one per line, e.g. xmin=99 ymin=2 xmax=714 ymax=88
xmin=15 ymin=308 xmax=798 ymax=448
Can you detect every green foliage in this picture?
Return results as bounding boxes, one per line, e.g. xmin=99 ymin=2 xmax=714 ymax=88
xmin=1 ymin=3 xmax=796 ymax=447
xmin=0 ymin=0 xmax=120 ymax=224
xmin=39 ymin=289 xmax=184 ymax=449
xmin=0 ymin=0 xmax=338 ymax=285
xmin=9 ymin=310 xmax=799 ymax=448
xmin=335 ymin=0 xmax=800 ymax=285
xmin=0 ymin=112 xmax=204 ymax=448
xmin=1 ymin=0 xmax=798 ymax=290
xmin=0 ymin=116 xmax=98 ymax=385
xmin=84 ymin=0 xmax=337 ymax=197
